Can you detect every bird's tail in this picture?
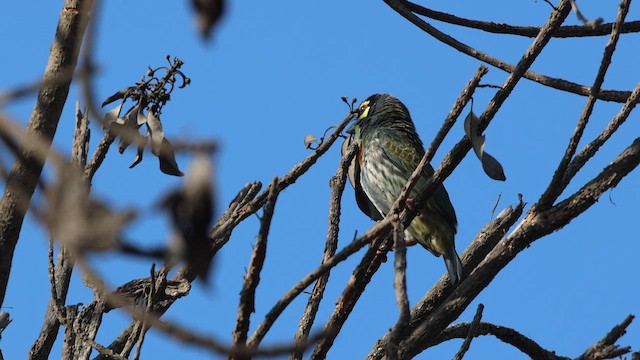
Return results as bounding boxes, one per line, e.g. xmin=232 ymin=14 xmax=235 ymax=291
xmin=443 ymin=250 xmax=464 ymax=285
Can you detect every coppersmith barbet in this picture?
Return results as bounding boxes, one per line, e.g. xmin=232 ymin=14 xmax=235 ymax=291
xmin=342 ymin=93 xmax=463 ymax=284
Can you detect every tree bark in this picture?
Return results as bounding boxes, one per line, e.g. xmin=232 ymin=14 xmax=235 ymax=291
xmin=0 ymin=0 xmax=94 ymax=306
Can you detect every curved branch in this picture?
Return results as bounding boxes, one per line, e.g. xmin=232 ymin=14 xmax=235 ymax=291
xmin=405 ymin=1 xmax=640 ymax=38
xmin=434 ymin=321 xmax=568 ymax=360
xmin=384 ymin=0 xmax=632 ymax=103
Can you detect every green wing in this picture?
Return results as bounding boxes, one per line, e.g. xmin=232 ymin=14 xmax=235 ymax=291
xmin=380 ymin=133 xmax=458 ymax=231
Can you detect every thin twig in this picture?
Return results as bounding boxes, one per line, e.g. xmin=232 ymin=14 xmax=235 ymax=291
xmin=208 ymin=112 xmax=354 ymax=245
xmin=453 ymin=303 xmax=484 ymax=360
xmin=132 ymin=266 xmax=156 ymax=360
xmin=564 ymin=80 xmax=640 ymax=183
xmin=576 ymin=315 xmax=635 ymax=360
xmin=489 ymin=193 xmax=501 ymax=221
xmin=405 ymin=1 xmax=633 ymax=38
xmin=83 ymin=132 xmax=115 ymax=183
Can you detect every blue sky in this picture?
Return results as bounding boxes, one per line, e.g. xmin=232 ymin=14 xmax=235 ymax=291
xmin=2 ymin=1 xmax=639 ymax=359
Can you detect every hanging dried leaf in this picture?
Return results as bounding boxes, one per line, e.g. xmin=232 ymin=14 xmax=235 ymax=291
xmin=304 ymin=134 xmax=319 ymax=149
xmin=146 ymin=111 xmax=165 ymax=155
xmin=129 ymin=137 xmax=148 ymax=169
xmin=481 ymin=152 xmax=506 ymax=181
xmin=158 ymin=138 xmax=184 ymax=176
xmin=112 ymin=105 xmax=143 ymax=154
xmin=104 ymin=103 xmax=124 ymax=127
xmin=464 ymin=110 xmax=506 ymax=181
xmin=145 ymin=112 xmax=183 ymax=176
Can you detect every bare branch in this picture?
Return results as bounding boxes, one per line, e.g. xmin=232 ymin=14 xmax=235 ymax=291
xmin=453 ymin=304 xmax=484 ymax=360
xmin=387 ymin=219 xmax=409 ymax=360
xmin=435 ymin=321 xmax=567 ymax=360
xmin=576 ymin=315 xmax=634 ymax=360
xmin=395 ymin=136 xmax=640 ymax=359
xmin=29 ymin=100 xmax=91 ymax=360
xmin=404 ymin=1 xmax=639 ymax=38
xmin=538 ymin=0 xmax=632 ymax=209
xmin=248 ymin=218 xmax=392 ymax=349
xmin=0 ymin=0 xmax=95 ymax=305
xmin=564 ymin=80 xmax=640 ymax=183
xmin=368 ymin=199 xmax=524 ymax=358
xmin=232 ymin=177 xmax=280 ymax=358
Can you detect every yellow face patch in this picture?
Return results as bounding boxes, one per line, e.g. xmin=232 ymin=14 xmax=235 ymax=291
xmin=357 ymin=100 xmax=371 ymax=119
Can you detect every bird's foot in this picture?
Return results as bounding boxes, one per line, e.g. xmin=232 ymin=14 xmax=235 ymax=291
xmin=375 ymin=249 xmax=388 ymax=263
xmin=405 ymin=198 xmax=416 ymax=213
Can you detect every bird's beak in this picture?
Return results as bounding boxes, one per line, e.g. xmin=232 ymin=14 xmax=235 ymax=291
xmin=346 ymin=112 xmax=361 ymax=134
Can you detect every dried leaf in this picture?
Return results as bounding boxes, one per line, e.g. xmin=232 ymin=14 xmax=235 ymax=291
xmin=464 ymin=110 xmax=506 ymax=181
xmin=304 ymin=134 xmax=319 ymax=149
xmin=146 ymin=111 xmax=165 ymax=156
xmin=115 ymin=105 xmax=142 ymax=153
xmin=481 ymin=152 xmax=506 ymax=181
xmin=463 ymin=110 xmax=485 ymax=159
xmin=137 ymin=107 xmax=148 ymax=126
xmin=101 ymin=87 xmax=133 ymax=108
xmin=129 ymin=137 xmax=147 ymax=169
xmin=158 ymin=138 xmax=184 ymax=176
xmin=104 ymin=103 xmax=124 ymax=127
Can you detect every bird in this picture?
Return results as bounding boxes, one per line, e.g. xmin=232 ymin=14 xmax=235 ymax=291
xmin=342 ymin=93 xmax=463 ymax=284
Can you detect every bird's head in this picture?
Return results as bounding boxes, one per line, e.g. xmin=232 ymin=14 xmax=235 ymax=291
xmin=347 ymin=94 xmax=415 ymax=139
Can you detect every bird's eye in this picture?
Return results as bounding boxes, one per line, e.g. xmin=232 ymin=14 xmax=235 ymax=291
xmin=358 ymin=104 xmax=370 ymax=119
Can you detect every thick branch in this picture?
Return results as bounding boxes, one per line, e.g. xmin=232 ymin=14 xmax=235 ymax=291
xmin=0 ymin=0 xmax=94 ymax=305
